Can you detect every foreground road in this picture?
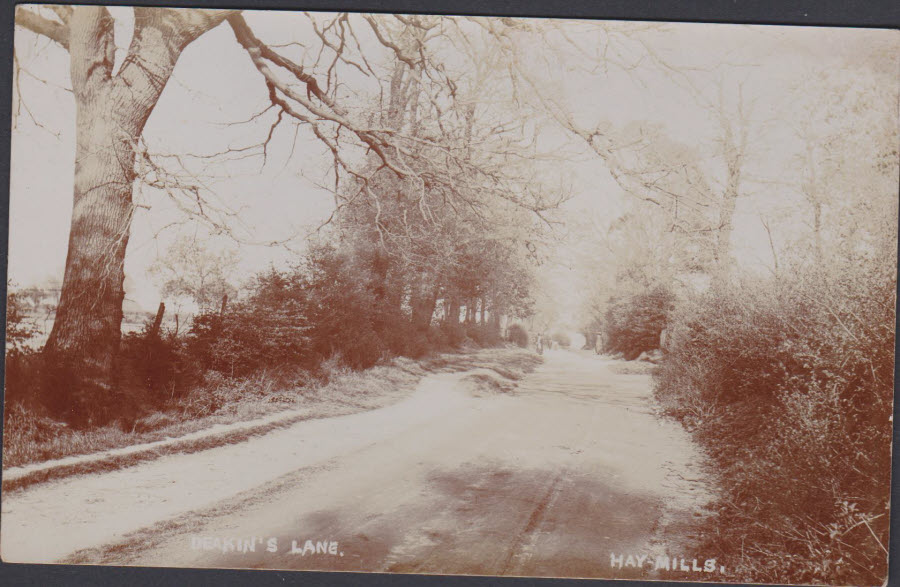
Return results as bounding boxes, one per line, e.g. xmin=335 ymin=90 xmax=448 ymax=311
xmin=2 ymin=350 xmax=716 ymax=580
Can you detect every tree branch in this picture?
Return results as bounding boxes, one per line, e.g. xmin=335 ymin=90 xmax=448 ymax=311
xmin=15 ymin=6 xmax=69 ymax=50
xmin=363 ymin=15 xmax=417 ymax=67
xmin=49 ymin=5 xmax=72 ymax=26
xmin=227 ymin=12 xmax=406 ymax=178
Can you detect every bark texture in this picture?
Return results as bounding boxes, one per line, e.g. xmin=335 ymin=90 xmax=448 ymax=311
xmin=37 ymin=7 xmax=230 ymax=424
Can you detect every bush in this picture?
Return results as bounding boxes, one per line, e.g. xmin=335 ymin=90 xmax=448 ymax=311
xmin=6 ymin=284 xmax=37 ymax=354
xmin=466 ymin=323 xmax=502 ymax=347
xmin=118 ymin=328 xmax=192 ymax=407
xmin=300 ymin=243 xmax=399 ymax=369
xmin=4 ymin=285 xmax=43 ymax=409
xmin=425 ymin=325 xmax=451 ymax=351
xmin=506 ymin=323 xmax=529 ymax=347
xmin=655 ymin=262 xmax=894 ymax=585
xmin=3 ymin=347 xmax=43 ymax=409
xmin=7 ymin=239 xmax=517 ymax=433
xmin=441 ymin=320 xmax=467 ymax=347
xmin=604 ymin=285 xmax=673 ymax=360
xmin=187 ymin=269 xmax=311 ymax=377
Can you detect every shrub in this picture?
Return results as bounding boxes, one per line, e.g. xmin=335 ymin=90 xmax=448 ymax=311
xmin=5 ymin=284 xmax=37 ymax=354
xmin=4 ymin=285 xmax=43 ymax=409
xmin=441 ymin=320 xmax=467 ymax=347
xmin=3 ymin=347 xmax=43 ymax=409
xmin=604 ymin=285 xmax=674 ymax=360
xmin=506 ymin=323 xmax=529 ymax=347
xmin=300 ymin=243 xmax=403 ymax=369
xmin=187 ymin=269 xmax=311 ymax=377
xmin=425 ymin=325 xmax=451 ymax=351
xmin=118 ymin=328 xmax=185 ymax=405
xmin=655 ymin=261 xmax=894 ymax=585
xmin=466 ymin=323 xmax=502 ymax=347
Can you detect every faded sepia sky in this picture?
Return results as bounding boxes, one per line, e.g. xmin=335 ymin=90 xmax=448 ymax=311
xmin=9 ymin=9 xmax=899 ymax=311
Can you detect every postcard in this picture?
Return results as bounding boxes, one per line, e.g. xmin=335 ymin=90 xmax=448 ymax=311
xmin=3 ymin=5 xmax=897 ymax=586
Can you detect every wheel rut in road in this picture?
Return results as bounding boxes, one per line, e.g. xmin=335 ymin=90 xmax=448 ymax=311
xmin=39 ymin=351 xmax=717 ymax=580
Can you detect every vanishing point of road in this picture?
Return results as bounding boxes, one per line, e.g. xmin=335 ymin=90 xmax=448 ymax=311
xmin=2 ymin=350 xmax=716 ymax=580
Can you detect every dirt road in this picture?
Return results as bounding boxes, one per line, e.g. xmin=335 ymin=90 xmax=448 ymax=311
xmin=1 ymin=350 xmax=717 ymax=580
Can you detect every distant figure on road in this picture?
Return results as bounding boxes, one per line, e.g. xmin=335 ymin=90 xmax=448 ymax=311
xmin=595 ymin=332 xmax=603 ymax=355
xmin=536 ymin=333 xmax=544 ymax=355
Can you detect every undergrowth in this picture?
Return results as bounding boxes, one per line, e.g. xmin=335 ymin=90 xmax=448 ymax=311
xmin=654 ymin=262 xmax=894 ymax=586
xmin=3 ymin=346 xmax=535 ymax=470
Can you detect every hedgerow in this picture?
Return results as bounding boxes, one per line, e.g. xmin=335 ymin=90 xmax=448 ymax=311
xmin=654 ymin=259 xmax=894 ymax=585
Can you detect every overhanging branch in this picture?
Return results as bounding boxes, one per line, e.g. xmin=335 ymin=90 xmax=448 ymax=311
xmin=15 ymin=7 xmax=69 ymax=50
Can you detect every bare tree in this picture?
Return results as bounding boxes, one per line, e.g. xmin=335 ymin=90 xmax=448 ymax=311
xmin=148 ymin=235 xmax=238 ymax=313
xmin=14 ymin=8 xmax=569 ymax=421
xmin=16 ymin=6 xmax=232 ymax=420
xmin=545 ymin=80 xmax=753 ymax=284
xmin=786 ymin=64 xmax=899 ymax=265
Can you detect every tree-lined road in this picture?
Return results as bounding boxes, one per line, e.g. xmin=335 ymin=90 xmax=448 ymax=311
xmin=10 ymin=350 xmax=717 ymax=579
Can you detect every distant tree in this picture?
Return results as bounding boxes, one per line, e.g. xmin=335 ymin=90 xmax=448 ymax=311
xmin=787 ymin=64 xmax=899 ymax=265
xmin=14 ymin=8 xmax=567 ymax=421
xmin=5 ymin=281 xmax=37 ymax=354
xmin=149 ymin=236 xmax=239 ymax=313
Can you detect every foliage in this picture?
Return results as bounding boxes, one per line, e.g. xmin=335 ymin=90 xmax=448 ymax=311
xmin=603 ymin=285 xmax=674 ymax=360
xmin=465 ymin=323 xmax=502 ymax=347
xmin=4 ymin=283 xmax=44 ymax=409
xmin=149 ymin=236 xmax=239 ymax=312
xmin=5 ymin=283 xmax=37 ymax=354
xmin=654 ymin=259 xmax=895 ymax=585
xmin=187 ymin=269 xmax=311 ymax=377
xmin=3 ymin=347 xmax=42 ymax=410
xmin=506 ymin=323 xmax=529 ymax=348
xmin=118 ymin=327 xmax=201 ymax=409
xmin=299 ymin=240 xmax=407 ymax=369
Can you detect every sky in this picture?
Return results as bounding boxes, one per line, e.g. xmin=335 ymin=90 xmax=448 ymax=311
xmin=8 ymin=7 xmax=899 ymax=313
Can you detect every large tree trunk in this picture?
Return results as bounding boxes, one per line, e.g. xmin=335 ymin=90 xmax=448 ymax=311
xmin=40 ymin=7 xmax=229 ymax=425
xmin=42 ymin=129 xmax=133 ymax=421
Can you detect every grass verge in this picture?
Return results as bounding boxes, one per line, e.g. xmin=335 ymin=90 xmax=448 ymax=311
xmin=3 ymin=346 xmax=540 ymax=493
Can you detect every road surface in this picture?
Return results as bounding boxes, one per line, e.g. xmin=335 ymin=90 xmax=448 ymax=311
xmin=1 ymin=350 xmax=716 ymax=580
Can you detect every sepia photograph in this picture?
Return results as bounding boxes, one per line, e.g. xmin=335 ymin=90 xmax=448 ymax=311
xmin=1 ymin=4 xmax=898 ymax=586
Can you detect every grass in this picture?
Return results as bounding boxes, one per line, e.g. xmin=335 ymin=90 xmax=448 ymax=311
xmin=2 ymin=346 xmax=540 ymax=492
xmin=653 ymin=360 xmax=891 ymax=586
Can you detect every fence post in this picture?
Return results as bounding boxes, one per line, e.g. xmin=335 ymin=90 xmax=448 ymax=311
xmin=150 ymin=302 xmax=165 ymax=338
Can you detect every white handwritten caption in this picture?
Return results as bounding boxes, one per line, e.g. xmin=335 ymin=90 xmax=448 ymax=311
xmin=610 ymin=553 xmax=724 ymax=573
xmin=188 ymin=538 xmax=723 ymax=571
xmin=190 ymin=536 xmax=343 ymax=557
